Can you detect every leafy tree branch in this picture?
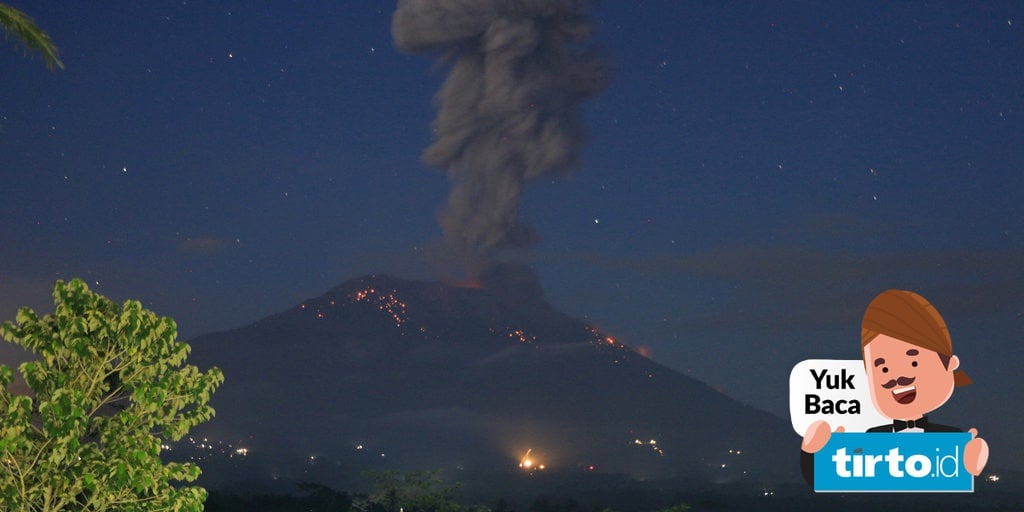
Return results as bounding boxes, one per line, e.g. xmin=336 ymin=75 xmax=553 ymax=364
xmin=1 ymin=279 xmax=223 ymax=512
xmin=0 ymin=3 xmax=63 ymax=70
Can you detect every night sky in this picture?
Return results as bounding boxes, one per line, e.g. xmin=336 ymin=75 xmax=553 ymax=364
xmin=2 ymin=2 xmax=1023 ymax=468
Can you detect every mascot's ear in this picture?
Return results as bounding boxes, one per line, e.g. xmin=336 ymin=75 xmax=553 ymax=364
xmin=950 ymin=354 xmax=960 ymax=372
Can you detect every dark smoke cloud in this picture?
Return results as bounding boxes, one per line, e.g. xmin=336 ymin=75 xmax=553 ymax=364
xmin=392 ymin=0 xmax=610 ymax=273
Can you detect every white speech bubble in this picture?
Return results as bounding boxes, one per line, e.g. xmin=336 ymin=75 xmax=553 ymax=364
xmin=789 ymin=359 xmax=889 ymax=436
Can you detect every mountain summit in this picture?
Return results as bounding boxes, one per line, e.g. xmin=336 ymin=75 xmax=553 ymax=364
xmin=187 ymin=270 xmax=797 ymax=490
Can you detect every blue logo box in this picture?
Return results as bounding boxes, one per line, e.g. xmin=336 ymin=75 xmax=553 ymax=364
xmin=814 ymin=432 xmax=974 ymax=492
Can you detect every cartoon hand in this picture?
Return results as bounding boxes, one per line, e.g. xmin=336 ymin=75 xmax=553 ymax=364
xmin=963 ymin=428 xmax=989 ymax=476
xmin=802 ymin=420 xmax=845 ymax=453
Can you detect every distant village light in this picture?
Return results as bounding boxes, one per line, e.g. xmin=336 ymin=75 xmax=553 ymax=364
xmin=519 ymin=449 xmax=546 ymax=472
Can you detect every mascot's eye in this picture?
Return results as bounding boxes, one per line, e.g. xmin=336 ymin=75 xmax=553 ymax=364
xmin=882 ymin=367 xmax=888 ymax=373
xmin=912 ymin=361 xmax=918 ymax=367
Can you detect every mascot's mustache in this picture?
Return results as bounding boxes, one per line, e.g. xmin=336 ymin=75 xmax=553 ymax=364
xmin=881 ymin=376 xmax=916 ymax=389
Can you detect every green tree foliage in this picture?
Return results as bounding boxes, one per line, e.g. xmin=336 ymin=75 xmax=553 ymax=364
xmin=0 ymin=278 xmax=224 ymax=511
xmin=0 ymin=2 xmax=64 ymax=70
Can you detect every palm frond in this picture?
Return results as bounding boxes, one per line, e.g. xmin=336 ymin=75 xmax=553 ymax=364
xmin=0 ymin=3 xmax=64 ymax=71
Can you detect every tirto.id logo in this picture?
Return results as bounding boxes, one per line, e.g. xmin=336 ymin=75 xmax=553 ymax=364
xmin=814 ymin=433 xmax=974 ymax=492
xmin=832 ymin=446 xmax=959 ymax=478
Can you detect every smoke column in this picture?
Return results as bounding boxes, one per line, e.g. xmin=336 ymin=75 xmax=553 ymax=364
xmin=392 ymin=0 xmax=610 ymax=277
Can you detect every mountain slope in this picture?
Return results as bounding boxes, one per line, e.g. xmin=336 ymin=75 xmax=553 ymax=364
xmin=187 ymin=272 xmax=798 ymax=489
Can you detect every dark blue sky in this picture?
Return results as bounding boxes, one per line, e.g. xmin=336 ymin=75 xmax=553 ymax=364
xmin=2 ymin=2 xmax=1023 ymax=467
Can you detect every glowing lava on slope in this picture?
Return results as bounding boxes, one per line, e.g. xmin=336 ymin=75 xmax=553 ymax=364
xmin=507 ymin=327 xmax=537 ymax=344
xmin=350 ymin=287 xmax=409 ymax=328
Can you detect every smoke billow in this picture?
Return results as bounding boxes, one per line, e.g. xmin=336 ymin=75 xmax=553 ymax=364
xmin=392 ymin=0 xmax=610 ymax=277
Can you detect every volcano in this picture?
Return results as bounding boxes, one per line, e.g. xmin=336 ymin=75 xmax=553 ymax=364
xmin=186 ymin=269 xmax=798 ymax=492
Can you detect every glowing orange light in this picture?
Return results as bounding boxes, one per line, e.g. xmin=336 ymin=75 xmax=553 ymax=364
xmin=519 ymin=449 xmax=532 ymax=468
xmin=519 ymin=449 xmax=545 ymax=471
xmin=351 ymin=287 xmax=408 ymax=327
xmin=585 ymin=325 xmax=627 ymax=350
xmin=508 ymin=327 xmax=536 ymax=344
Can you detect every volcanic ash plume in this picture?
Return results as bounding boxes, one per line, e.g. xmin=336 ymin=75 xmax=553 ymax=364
xmin=392 ymin=0 xmax=611 ymax=272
